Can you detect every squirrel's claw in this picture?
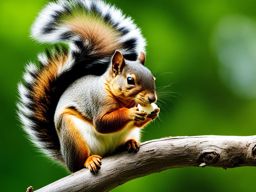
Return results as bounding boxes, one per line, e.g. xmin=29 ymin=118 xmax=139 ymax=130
xmin=125 ymin=139 xmax=140 ymax=153
xmin=84 ymin=155 xmax=102 ymax=174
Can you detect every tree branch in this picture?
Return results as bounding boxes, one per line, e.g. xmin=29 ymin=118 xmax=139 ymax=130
xmin=35 ymin=136 xmax=256 ymax=192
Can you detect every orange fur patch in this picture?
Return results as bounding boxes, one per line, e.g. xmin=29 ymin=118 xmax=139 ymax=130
xmin=32 ymin=53 xmax=68 ymax=121
xmin=66 ymin=15 xmax=121 ymax=56
xmin=63 ymin=107 xmax=92 ymax=123
xmin=62 ymin=111 xmax=90 ymax=158
xmin=96 ymin=107 xmax=132 ymax=133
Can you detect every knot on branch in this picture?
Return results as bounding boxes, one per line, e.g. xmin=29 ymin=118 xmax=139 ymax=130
xmin=251 ymin=144 xmax=256 ymax=157
xmin=198 ymin=151 xmax=220 ymax=167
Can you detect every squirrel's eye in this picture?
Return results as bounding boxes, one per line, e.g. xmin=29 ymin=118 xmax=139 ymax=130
xmin=127 ymin=76 xmax=135 ymax=85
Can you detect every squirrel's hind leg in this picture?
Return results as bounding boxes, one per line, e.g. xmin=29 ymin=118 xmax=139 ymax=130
xmin=59 ymin=111 xmax=102 ymax=173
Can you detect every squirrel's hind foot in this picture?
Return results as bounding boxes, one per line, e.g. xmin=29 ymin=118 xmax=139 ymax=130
xmin=125 ymin=139 xmax=140 ymax=153
xmin=84 ymin=155 xmax=102 ymax=174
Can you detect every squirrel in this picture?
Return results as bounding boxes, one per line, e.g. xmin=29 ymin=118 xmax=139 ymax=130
xmin=17 ymin=0 xmax=159 ymax=173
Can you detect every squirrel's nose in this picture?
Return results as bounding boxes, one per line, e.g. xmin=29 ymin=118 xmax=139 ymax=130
xmin=148 ymin=94 xmax=156 ymax=103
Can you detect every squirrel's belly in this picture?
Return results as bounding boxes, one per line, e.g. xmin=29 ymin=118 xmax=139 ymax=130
xmin=71 ymin=116 xmax=141 ymax=156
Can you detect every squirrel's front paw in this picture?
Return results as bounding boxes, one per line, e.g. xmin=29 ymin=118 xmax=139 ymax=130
xmin=129 ymin=107 xmax=147 ymax=121
xmin=84 ymin=155 xmax=102 ymax=174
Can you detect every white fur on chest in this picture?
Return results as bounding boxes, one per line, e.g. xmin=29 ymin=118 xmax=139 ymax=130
xmin=71 ymin=116 xmax=141 ymax=156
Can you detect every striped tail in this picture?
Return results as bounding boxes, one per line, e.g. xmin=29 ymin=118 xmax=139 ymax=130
xmin=31 ymin=0 xmax=146 ymax=61
xmin=17 ymin=47 xmax=68 ymax=160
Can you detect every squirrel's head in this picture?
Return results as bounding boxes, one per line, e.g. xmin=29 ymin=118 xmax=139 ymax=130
xmin=106 ymin=51 xmax=157 ymax=106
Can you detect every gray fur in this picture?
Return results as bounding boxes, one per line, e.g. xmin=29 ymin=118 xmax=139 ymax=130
xmin=55 ymin=75 xmax=106 ymax=125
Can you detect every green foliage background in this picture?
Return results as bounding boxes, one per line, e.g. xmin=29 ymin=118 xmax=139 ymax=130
xmin=1 ymin=0 xmax=256 ymax=191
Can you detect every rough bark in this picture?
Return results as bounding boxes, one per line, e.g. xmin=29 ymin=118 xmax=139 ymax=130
xmin=35 ymin=136 xmax=256 ymax=192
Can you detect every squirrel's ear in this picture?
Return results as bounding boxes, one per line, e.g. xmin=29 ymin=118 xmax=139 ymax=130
xmin=138 ymin=52 xmax=146 ymax=65
xmin=112 ymin=51 xmax=125 ymax=75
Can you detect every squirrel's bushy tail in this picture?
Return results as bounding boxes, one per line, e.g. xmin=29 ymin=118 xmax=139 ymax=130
xmin=17 ymin=48 xmax=68 ymax=160
xmin=17 ymin=0 xmax=146 ymax=160
xmin=32 ymin=0 xmax=146 ymax=60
